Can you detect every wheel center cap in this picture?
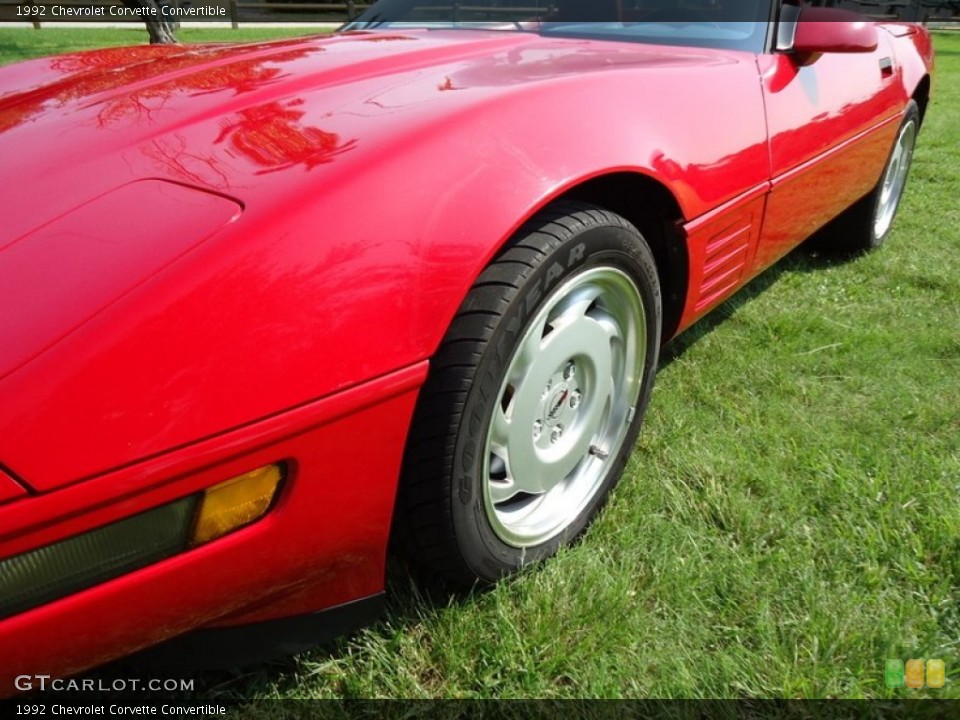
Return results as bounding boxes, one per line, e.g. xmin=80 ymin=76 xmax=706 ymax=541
xmin=544 ymin=383 xmax=570 ymax=425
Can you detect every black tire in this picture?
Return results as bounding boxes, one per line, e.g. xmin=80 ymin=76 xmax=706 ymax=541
xmin=825 ymin=100 xmax=920 ymax=254
xmin=395 ymin=202 xmax=662 ymax=586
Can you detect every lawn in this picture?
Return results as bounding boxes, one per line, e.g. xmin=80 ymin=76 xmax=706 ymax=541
xmin=1 ymin=27 xmax=958 ymax=700
xmin=0 ymin=26 xmax=328 ymax=65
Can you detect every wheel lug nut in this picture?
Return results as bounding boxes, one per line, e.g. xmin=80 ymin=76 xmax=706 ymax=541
xmin=532 ymin=420 xmax=542 ymax=440
xmin=569 ymin=391 xmax=582 ymax=409
xmin=541 ymin=379 xmax=552 ymax=399
xmin=551 ymin=425 xmax=564 ymax=444
xmin=564 ymin=362 xmax=576 ymax=380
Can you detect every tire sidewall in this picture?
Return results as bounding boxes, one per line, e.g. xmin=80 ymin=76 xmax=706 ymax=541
xmin=449 ymin=221 xmax=662 ymax=582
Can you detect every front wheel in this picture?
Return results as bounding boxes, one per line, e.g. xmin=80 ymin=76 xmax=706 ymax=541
xmin=396 ymin=203 xmax=662 ymax=586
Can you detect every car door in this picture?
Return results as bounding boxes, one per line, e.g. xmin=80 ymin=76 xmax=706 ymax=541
xmin=754 ymin=0 xmax=907 ymax=271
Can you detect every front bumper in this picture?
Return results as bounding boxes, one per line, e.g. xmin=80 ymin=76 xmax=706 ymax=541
xmin=0 ymin=362 xmax=426 ymax=695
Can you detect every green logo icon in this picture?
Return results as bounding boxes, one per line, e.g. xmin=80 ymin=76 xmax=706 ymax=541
xmin=886 ymin=659 xmax=905 ymax=688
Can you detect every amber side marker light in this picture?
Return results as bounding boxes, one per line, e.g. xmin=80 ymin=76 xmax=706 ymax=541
xmin=0 ymin=464 xmax=284 ymax=620
xmin=190 ymin=464 xmax=283 ymax=546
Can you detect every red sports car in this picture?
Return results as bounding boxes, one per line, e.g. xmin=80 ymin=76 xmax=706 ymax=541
xmin=0 ymin=0 xmax=933 ymax=691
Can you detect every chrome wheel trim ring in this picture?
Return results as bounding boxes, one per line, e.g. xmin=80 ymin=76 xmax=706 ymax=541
xmin=481 ymin=266 xmax=646 ymax=548
xmin=874 ymin=118 xmax=918 ymax=240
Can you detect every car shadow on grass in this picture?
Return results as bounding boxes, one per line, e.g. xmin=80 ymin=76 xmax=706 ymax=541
xmin=660 ymin=231 xmax=864 ymax=369
xmin=97 ymin=558 xmax=480 ymax=700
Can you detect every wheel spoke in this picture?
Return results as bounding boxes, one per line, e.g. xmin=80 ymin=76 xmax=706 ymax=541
xmin=489 ymin=404 xmax=511 ymax=450
xmin=541 ymin=444 xmax=589 ymax=491
xmin=582 ymin=370 xmax=615 ymax=442
xmin=507 ymin=443 xmax=548 ymax=495
xmin=551 ymin=285 xmax=603 ymax=329
xmin=489 ymin=477 xmax=522 ymax=505
xmin=509 ymin=312 xmax=549 ymax=388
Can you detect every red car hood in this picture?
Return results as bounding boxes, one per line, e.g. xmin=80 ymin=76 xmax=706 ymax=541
xmin=0 ymin=30 xmax=729 ymax=209
xmin=0 ymin=30 xmax=736 ymax=491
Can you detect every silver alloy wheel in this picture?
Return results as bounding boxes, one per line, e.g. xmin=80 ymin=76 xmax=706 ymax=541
xmin=874 ymin=117 xmax=918 ymax=240
xmin=482 ymin=266 xmax=646 ymax=547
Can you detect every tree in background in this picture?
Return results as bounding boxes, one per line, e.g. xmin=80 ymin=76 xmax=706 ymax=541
xmin=120 ymin=0 xmax=179 ymax=44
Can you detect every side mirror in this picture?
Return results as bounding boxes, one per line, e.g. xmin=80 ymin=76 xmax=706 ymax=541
xmin=792 ymin=7 xmax=879 ymax=56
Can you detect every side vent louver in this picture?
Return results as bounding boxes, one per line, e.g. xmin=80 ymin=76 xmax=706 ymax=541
xmin=694 ymin=221 xmax=752 ymax=312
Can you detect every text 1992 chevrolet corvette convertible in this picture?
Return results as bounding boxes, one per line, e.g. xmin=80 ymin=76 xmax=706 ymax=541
xmin=0 ymin=0 xmax=933 ymax=689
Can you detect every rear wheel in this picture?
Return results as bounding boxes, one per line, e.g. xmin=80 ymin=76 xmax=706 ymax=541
xmin=396 ymin=202 xmax=662 ymax=586
xmin=828 ymin=100 xmax=920 ymax=253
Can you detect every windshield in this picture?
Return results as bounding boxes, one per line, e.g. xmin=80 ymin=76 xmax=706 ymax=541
xmin=345 ymin=1 xmax=774 ymax=53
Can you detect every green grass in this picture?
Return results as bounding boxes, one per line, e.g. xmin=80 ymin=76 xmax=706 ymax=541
xmin=2 ymin=28 xmax=958 ymax=700
xmin=0 ymin=27 xmax=328 ymax=65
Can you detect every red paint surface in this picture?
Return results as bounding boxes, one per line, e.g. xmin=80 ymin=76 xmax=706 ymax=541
xmin=0 ymin=469 xmax=27 ymax=506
